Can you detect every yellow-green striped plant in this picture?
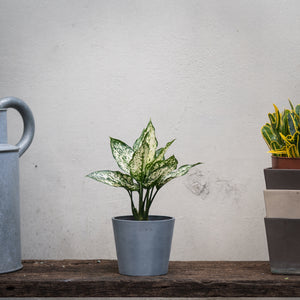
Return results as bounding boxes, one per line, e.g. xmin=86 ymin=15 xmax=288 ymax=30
xmin=87 ymin=121 xmax=201 ymax=220
xmin=261 ymin=100 xmax=300 ymax=158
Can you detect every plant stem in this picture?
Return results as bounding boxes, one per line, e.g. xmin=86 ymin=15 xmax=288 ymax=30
xmin=129 ymin=185 xmax=161 ymax=220
xmin=127 ymin=190 xmax=138 ymax=219
xmin=151 ymin=187 xmax=160 ymax=203
xmin=145 ymin=186 xmax=154 ymax=218
xmin=149 ymin=186 xmax=154 ymax=202
xmin=142 ymin=188 xmax=150 ymax=219
xmin=145 ymin=187 xmax=160 ymax=219
xmin=138 ymin=183 xmax=144 ymax=220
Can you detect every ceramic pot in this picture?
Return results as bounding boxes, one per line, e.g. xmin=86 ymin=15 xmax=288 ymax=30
xmin=112 ymin=215 xmax=175 ymax=276
xmin=264 ymin=190 xmax=300 ymax=218
xmin=272 ymin=156 xmax=300 ymax=169
xmin=265 ymin=218 xmax=300 ymax=274
xmin=264 ymin=168 xmax=300 ymax=190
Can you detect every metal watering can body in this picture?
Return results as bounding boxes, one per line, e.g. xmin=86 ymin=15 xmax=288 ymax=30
xmin=0 ymin=97 xmax=35 ymax=274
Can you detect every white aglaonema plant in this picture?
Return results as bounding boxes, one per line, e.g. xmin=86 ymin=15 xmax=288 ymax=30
xmin=87 ymin=120 xmax=201 ymax=220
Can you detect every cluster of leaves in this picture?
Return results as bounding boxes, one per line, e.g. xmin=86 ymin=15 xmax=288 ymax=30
xmin=261 ymin=100 xmax=300 ymax=158
xmin=87 ymin=121 xmax=201 ymax=220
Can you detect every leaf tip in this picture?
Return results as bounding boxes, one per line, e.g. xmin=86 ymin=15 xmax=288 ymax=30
xmin=146 ymin=119 xmax=155 ymax=129
xmin=288 ymin=98 xmax=294 ymax=110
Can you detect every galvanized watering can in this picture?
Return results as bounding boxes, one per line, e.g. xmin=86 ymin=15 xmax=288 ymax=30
xmin=0 ymin=97 xmax=35 ymax=273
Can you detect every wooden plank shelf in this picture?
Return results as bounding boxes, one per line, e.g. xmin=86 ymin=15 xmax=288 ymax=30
xmin=0 ymin=260 xmax=300 ymax=297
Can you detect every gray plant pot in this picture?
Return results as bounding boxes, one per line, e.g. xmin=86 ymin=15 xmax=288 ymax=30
xmin=263 ymin=168 xmax=300 ymax=274
xmin=265 ymin=218 xmax=300 ymax=274
xmin=264 ymin=168 xmax=300 ymax=190
xmin=112 ymin=215 xmax=175 ymax=276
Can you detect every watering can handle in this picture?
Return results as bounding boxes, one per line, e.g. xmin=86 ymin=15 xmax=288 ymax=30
xmin=0 ymin=97 xmax=35 ymax=157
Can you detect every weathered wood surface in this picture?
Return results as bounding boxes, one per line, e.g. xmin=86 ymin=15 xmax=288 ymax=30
xmin=0 ymin=260 xmax=300 ymax=297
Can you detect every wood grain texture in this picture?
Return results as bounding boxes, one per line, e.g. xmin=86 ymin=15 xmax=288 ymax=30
xmin=0 ymin=260 xmax=300 ymax=297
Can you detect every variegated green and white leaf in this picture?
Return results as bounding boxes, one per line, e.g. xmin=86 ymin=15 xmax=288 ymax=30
xmin=157 ymin=162 xmax=202 ymax=188
xmin=87 ymin=170 xmax=139 ymax=191
xmin=133 ymin=120 xmax=158 ymax=154
xmin=144 ymin=120 xmax=158 ymax=164
xmin=146 ymin=139 xmax=175 ymax=171
xmin=153 ymin=139 xmax=175 ymax=163
xmin=133 ymin=128 xmax=146 ymax=152
xmin=144 ymin=155 xmax=178 ymax=187
xmin=110 ymin=138 xmax=133 ymax=173
xmin=155 ymin=148 xmax=164 ymax=159
xmin=129 ymin=136 xmax=150 ymax=182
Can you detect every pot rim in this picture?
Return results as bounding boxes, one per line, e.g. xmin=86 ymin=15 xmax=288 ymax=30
xmin=272 ymin=156 xmax=300 ymax=160
xmin=112 ymin=215 xmax=174 ymax=223
xmin=264 ymin=217 xmax=300 ymax=221
xmin=264 ymin=189 xmax=300 ymax=193
xmin=264 ymin=167 xmax=300 ymax=171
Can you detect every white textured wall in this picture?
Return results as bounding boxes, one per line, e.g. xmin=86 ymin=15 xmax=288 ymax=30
xmin=1 ymin=0 xmax=300 ymax=262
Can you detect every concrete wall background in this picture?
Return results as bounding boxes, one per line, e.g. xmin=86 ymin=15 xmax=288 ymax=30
xmin=0 ymin=0 xmax=300 ymax=262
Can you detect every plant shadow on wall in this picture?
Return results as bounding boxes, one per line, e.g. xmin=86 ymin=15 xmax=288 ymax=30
xmin=184 ymin=168 xmax=244 ymax=207
xmin=261 ymin=100 xmax=300 ymax=275
xmin=86 ymin=120 xmax=201 ymax=276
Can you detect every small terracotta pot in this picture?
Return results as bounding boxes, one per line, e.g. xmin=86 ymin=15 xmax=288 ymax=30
xmin=272 ymin=156 xmax=300 ymax=169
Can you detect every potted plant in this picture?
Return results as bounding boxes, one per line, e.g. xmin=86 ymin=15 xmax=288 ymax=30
xmin=261 ymin=100 xmax=300 ymax=274
xmin=87 ymin=120 xmax=201 ymax=276
xmin=261 ymin=100 xmax=300 ymax=189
